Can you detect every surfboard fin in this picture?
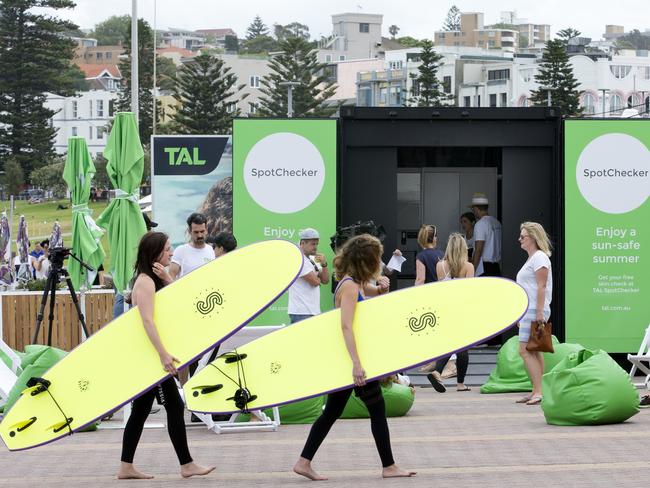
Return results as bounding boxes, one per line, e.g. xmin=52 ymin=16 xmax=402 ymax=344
xmin=191 ymin=384 xmax=223 ymax=396
xmin=22 ymin=377 xmax=51 ymax=397
xmin=224 ymin=353 xmax=248 ymax=364
xmin=47 ymin=417 xmax=74 ymax=434
xmin=227 ymin=388 xmax=258 ymax=411
xmin=7 ymin=417 xmax=37 ymax=437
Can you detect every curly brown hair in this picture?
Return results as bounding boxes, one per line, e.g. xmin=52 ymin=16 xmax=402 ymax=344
xmin=333 ymin=234 xmax=383 ymax=283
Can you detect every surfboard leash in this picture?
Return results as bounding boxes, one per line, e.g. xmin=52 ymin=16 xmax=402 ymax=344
xmin=208 ymin=348 xmax=257 ymax=413
xmin=26 ymin=377 xmax=74 ymax=435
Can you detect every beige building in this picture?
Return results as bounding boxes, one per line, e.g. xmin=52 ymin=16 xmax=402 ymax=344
xmin=318 ymin=12 xmax=384 ymax=62
xmin=517 ymin=23 xmax=550 ymax=47
xmin=435 ymin=13 xmax=518 ymax=53
xmin=604 ymin=25 xmax=625 ymax=41
xmin=74 ymin=45 xmax=124 ymax=65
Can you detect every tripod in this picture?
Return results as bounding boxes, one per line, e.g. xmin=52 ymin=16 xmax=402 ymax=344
xmin=32 ymin=249 xmax=94 ymax=346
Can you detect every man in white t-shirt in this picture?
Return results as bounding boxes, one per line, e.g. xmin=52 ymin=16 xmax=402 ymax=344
xmin=470 ymin=193 xmax=502 ymax=277
xmin=169 ymin=212 xmax=215 ymax=280
xmin=288 ymin=228 xmax=329 ymax=324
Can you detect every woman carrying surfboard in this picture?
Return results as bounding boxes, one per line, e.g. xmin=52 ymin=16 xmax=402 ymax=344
xmin=117 ymin=232 xmax=215 ymax=480
xmin=293 ymin=234 xmax=416 ymax=481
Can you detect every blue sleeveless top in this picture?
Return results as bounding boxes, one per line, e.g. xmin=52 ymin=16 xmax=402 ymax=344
xmin=334 ymin=277 xmax=364 ymax=304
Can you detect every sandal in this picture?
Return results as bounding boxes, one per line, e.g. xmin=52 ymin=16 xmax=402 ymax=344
xmin=516 ymin=394 xmax=533 ymax=403
xmin=526 ymin=395 xmax=543 ymax=405
xmin=457 ymin=386 xmax=472 ymax=391
xmin=426 ymin=372 xmax=446 ymax=393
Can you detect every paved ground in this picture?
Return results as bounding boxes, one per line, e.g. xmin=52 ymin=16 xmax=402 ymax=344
xmin=1 ymin=388 xmax=648 ymax=487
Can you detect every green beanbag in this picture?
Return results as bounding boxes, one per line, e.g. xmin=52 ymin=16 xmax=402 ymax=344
xmin=236 ymin=396 xmax=325 ymax=424
xmin=481 ymin=336 xmax=583 ymax=393
xmin=4 ymin=345 xmax=68 ymax=414
xmin=542 ymin=349 xmax=639 ymax=426
xmin=340 ymin=383 xmax=415 ymax=419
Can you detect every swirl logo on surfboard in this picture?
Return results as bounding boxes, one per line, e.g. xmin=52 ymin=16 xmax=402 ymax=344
xmin=407 ymin=308 xmax=439 ymax=335
xmin=195 ymin=289 xmax=225 ymax=317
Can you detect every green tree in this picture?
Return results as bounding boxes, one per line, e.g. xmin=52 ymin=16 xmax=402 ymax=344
xmin=616 ymin=29 xmax=650 ymax=50
xmin=0 ymin=0 xmax=80 ymax=175
xmin=408 ymin=40 xmax=451 ymax=107
xmin=443 ymin=5 xmax=461 ymax=31
xmin=519 ymin=34 xmax=529 ymax=48
xmin=156 ymin=56 xmax=177 ymax=92
xmin=3 ymin=158 xmax=24 ymax=196
xmin=224 ymin=35 xmax=239 ymax=53
xmin=91 ymin=15 xmax=131 ymax=45
xmin=29 ymin=161 xmax=67 ymax=197
xmin=396 ymin=36 xmax=425 ymax=48
xmin=556 ymin=28 xmax=581 ymax=44
xmin=257 ymin=37 xmax=338 ymax=117
xmin=241 ymin=35 xmax=277 ymax=54
xmin=389 ymin=25 xmax=400 ymax=39
xmin=246 ymin=15 xmax=269 ymax=39
xmin=116 ymin=18 xmax=155 ymax=142
xmin=274 ymin=22 xmax=310 ymax=42
xmin=92 ymin=155 xmax=111 ymax=190
xmin=530 ymin=39 xmax=582 ymax=116
xmin=171 ymin=53 xmax=247 ymax=134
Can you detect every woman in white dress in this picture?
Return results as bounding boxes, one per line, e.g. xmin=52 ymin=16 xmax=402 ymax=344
xmin=515 ymin=222 xmax=553 ymax=406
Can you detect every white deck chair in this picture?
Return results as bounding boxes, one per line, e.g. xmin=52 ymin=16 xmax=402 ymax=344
xmin=0 ymin=341 xmax=21 ymax=407
xmin=628 ymin=325 xmax=650 ymax=389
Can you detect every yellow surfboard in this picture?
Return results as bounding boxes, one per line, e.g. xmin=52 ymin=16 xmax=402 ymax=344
xmin=1 ymin=240 xmax=303 ymax=451
xmin=185 ymin=277 xmax=528 ymax=414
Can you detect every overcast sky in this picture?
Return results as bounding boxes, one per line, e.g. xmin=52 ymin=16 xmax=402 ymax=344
xmin=53 ymin=0 xmax=648 ymax=41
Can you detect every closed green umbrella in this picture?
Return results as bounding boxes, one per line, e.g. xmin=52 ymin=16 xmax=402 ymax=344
xmin=96 ymin=113 xmax=147 ymax=293
xmin=63 ymin=137 xmax=106 ymax=290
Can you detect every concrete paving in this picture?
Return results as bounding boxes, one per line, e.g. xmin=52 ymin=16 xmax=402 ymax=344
xmin=1 ymin=387 xmax=648 ymax=487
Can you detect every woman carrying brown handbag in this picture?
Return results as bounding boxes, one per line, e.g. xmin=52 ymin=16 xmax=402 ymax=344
xmin=515 ymin=222 xmax=553 ymax=406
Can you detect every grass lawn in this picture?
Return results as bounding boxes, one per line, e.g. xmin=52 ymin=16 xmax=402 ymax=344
xmin=2 ymin=198 xmax=111 ymax=268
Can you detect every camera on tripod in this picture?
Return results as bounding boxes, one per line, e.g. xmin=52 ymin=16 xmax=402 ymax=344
xmin=329 ymin=220 xmax=386 ymax=251
xmin=49 ymin=247 xmax=72 ymax=268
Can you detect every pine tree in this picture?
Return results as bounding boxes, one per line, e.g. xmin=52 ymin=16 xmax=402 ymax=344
xmin=443 ymin=5 xmax=461 ymax=31
xmin=389 ymin=25 xmax=400 ymax=39
xmin=530 ymin=39 xmax=582 ymax=116
xmin=257 ymin=37 xmax=338 ymax=117
xmin=116 ymin=18 xmax=155 ymax=142
xmin=170 ymin=53 xmax=246 ymax=134
xmin=0 ymin=0 xmax=80 ymax=175
xmin=246 ymin=16 xmax=269 ymax=40
xmin=408 ymin=40 xmax=452 ymax=107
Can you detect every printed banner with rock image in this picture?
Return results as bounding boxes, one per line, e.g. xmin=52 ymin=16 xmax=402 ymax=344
xmin=565 ymin=120 xmax=650 ymax=352
xmin=151 ymin=135 xmax=232 ymax=248
xmin=233 ymin=119 xmax=337 ymax=326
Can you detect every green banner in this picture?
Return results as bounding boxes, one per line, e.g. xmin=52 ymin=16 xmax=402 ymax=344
xmin=233 ymin=119 xmax=337 ymax=325
xmin=565 ymin=120 xmax=650 ymax=352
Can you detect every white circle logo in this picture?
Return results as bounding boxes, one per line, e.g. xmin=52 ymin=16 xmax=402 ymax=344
xmin=243 ymin=133 xmax=325 ymax=214
xmin=576 ymin=133 xmax=650 ymax=214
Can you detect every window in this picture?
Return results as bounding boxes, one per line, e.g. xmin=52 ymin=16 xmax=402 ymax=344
xmin=325 ymin=54 xmax=332 ymax=62
xmin=489 ymin=93 xmax=497 ymax=107
xmin=379 ymin=86 xmax=388 ymax=104
xmin=389 ymin=84 xmax=402 ymax=106
xmin=389 ymin=61 xmax=403 ymax=70
xmin=96 ymin=52 xmax=103 ymax=59
xmin=488 ymin=31 xmax=496 ymax=37
xmin=88 ymin=126 xmax=93 ymax=139
xmin=478 ymin=40 xmax=484 ymax=46
xmin=411 ymin=81 xmax=420 ymax=97
xmin=464 ymin=96 xmax=471 ymax=107
xmin=488 ymin=40 xmax=496 ymax=47
xmin=488 ymin=69 xmax=510 ymax=81
xmin=106 ymin=52 xmax=112 ymax=59
xmin=359 ymin=23 xmax=369 ymax=33
xmin=97 ymin=127 xmax=104 ymax=139
xmin=97 ymin=99 xmax=104 ymax=117
xmin=476 ymin=95 xmax=481 ymax=107
xmin=249 ymin=75 xmax=260 ymax=88
xmin=71 ymin=127 xmax=77 ymax=136
xmin=443 ymin=76 xmax=452 ymax=94
xmin=582 ymin=93 xmax=596 ymax=115
xmin=610 ymin=65 xmax=632 ymax=79
xmin=248 ymin=102 xmax=258 ymax=115
xmin=358 ymin=86 xmax=372 ymax=106
xmin=643 ymin=66 xmax=650 ymax=80
xmin=339 ymin=55 xmax=346 ymax=61
xmin=108 ymin=99 xmax=115 ymax=117
xmin=89 ymin=99 xmax=93 ymax=117
xmin=520 ymin=69 xmax=533 ymax=82
xmin=227 ymin=102 xmax=237 ymax=113
xmin=500 ymin=92 xmax=507 ymax=107
xmin=439 ymin=32 xmax=446 ymax=39
xmin=610 ymin=93 xmax=623 ymax=114
xmin=72 ymin=100 xmax=78 ymax=118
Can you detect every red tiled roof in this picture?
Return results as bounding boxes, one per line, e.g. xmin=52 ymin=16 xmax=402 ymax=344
xmin=157 ymin=47 xmax=195 ymax=57
xmin=76 ymin=63 xmax=122 ymax=79
xmin=196 ymin=28 xmax=236 ymax=37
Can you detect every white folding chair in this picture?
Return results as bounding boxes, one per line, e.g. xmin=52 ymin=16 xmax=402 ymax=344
xmin=628 ymin=325 xmax=650 ymax=389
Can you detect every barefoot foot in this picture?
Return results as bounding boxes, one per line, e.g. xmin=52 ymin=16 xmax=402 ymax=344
xmin=293 ymin=458 xmax=328 ymax=481
xmin=180 ymin=462 xmax=215 ymax=478
xmin=382 ymin=464 xmax=417 ymax=478
xmin=117 ymin=463 xmax=154 ymax=480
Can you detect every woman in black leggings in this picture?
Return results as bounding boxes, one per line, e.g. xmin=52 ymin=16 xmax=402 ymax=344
xmin=293 ymin=234 xmax=416 ymax=480
xmin=117 ymin=232 xmax=214 ymax=480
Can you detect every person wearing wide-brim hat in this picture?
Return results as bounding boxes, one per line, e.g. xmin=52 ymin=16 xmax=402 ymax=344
xmin=468 ymin=193 xmax=502 ymax=277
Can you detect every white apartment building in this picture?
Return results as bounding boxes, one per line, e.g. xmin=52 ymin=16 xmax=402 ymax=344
xmin=46 ymin=90 xmax=118 ymax=156
xmin=318 ymin=13 xmax=384 ymax=63
xmin=159 ymin=28 xmax=205 ymax=51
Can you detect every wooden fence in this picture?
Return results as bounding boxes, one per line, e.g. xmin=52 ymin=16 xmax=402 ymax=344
xmin=0 ymin=289 xmax=114 ymax=352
